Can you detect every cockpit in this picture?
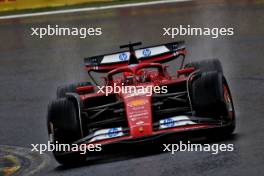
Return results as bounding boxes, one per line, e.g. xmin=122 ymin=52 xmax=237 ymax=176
xmin=107 ymin=63 xmax=165 ymax=86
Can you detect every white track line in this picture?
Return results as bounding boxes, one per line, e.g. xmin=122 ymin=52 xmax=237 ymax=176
xmin=0 ymin=0 xmax=190 ymax=20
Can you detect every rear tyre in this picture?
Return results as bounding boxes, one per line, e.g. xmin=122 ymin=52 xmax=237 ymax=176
xmin=185 ymin=58 xmax=223 ymax=73
xmin=47 ymin=98 xmax=86 ymax=165
xmin=57 ymin=82 xmax=93 ymax=98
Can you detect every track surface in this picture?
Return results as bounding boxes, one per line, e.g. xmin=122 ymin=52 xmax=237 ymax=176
xmin=0 ymin=0 xmax=264 ymax=175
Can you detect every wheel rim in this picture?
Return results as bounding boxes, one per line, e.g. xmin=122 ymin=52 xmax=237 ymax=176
xmin=224 ymin=85 xmax=235 ymax=120
xmin=48 ymin=122 xmax=55 ymax=143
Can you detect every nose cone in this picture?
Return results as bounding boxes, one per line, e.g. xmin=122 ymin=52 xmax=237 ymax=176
xmin=123 ymin=95 xmax=153 ymax=138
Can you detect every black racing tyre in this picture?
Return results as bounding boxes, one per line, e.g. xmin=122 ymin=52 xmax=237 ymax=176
xmin=190 ymin=71 xmax=235 ymax=135
xmin=191 ymin=71 xmax=227 ymax=118
xmin=47 ymin=98 xmax=85 ymax=165
xmin=185 ymin=58 xmax=223 ymax=73
xmin=57 ymin=82 xmax=93 ymax=98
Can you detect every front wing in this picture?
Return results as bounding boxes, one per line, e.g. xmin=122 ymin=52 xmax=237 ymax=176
xmin=74 ymin=115 xmax=232 ymax=146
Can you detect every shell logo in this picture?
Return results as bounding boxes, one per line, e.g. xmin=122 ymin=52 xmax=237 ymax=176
xmin=128 ymin=99 xmax=147 ymax=107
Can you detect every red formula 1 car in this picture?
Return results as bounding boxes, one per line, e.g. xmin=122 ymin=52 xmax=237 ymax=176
xmin=47 ymin=41 xmax=235 ymax=165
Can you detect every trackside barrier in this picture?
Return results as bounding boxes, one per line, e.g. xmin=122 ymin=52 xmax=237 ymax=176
xmin=0 ymin=0 xmax=114 ymax=12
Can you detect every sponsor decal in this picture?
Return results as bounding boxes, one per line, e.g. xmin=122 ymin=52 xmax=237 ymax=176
xmin=131 ymin=106 xmax=145 ymax=111
xmin=159 ymin=116 xmax=196 ymax=129
xmin=128 ymin=99 xmax=147 ymax=107
xmin=136 ymin=121 xmax=145 ymax=125
xmin=119 ymin=52 xmax=128 ymax=61
xmin=107 ymin=128 xmax=120 ymax=138
xmin=142 ymin=48 xmax=151 ymax=57
xmin=124 ymin=91 xmax=145 ymax=97
xmin=163 ymin=118 xmax=175 ymax=127
xmin=130 ymin=112 xmax=148 ymax=119
xmin=135 ymin=46 xmax=169 ymax=58
xmin=89 ymin=127 xmax=123 ymax=142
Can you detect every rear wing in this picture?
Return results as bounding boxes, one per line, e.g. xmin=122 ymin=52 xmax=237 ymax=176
xmin=84 ymin=41 xmax=186 ymax=72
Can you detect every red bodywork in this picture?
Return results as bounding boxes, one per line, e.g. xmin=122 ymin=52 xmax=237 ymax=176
xmin=76 ymin=51 xmax=217 ymax=146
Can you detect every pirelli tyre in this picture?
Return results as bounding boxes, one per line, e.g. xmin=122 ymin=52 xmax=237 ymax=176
xmin=57 ymin=82 xmax=93 ymax=98
xmin=185 ymin=58 xmax=223 ymax=73
xmin=47 ymin=98 xmax=86 ymax=165
xmin=190 ymin=71 xmax=235 ymax=135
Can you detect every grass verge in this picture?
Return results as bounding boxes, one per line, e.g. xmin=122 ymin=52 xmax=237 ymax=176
xmin=0 ymin=0 xmax=162 ymax=16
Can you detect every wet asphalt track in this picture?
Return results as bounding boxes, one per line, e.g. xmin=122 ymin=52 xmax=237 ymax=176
xmin=0 ymin=0 xmax=264 ymax=175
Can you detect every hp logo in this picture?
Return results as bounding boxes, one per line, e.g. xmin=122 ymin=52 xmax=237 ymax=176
xmin=108 ymin=128 xmax=119 ymax=138
xmin=143 ymin=48 xmax=151 ymax=57
xmin=164 ymin=118 xmax=175 ymax=127
xmin=119 ymin=53 xmax=128 ymax=61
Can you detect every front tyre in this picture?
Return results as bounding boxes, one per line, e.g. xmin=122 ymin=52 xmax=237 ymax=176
xmin=190 ymin=71 xmax=235 ymax=136
xmin=47 ymin=98 xmax=86 ymax=165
